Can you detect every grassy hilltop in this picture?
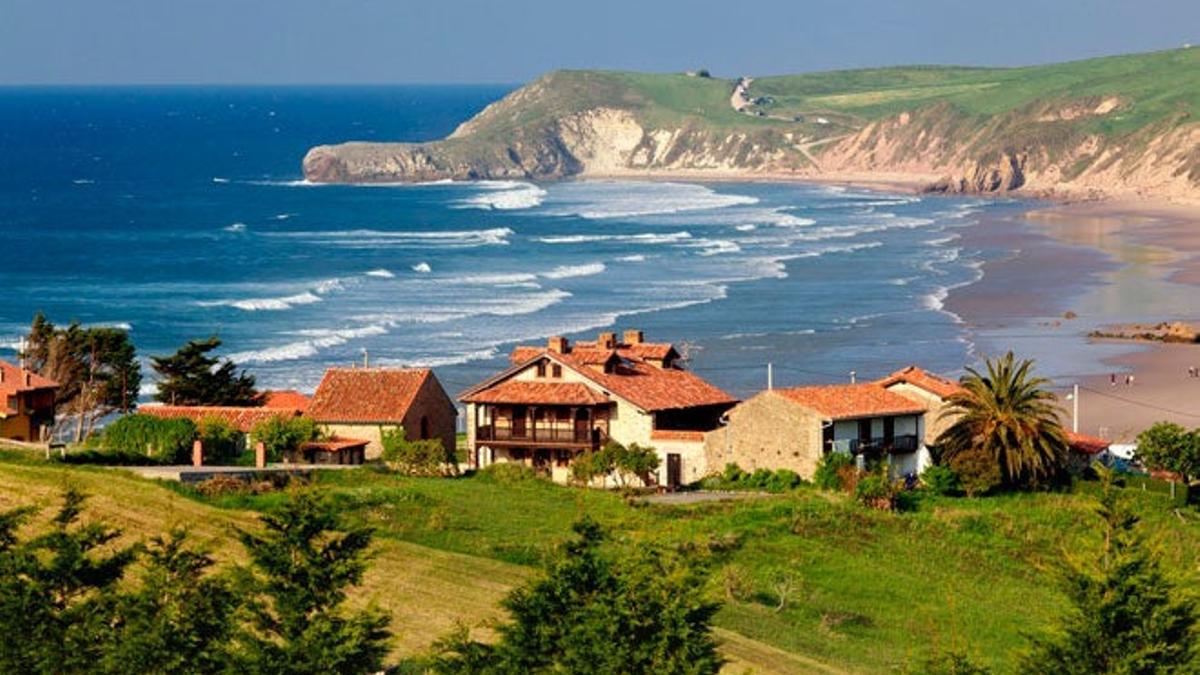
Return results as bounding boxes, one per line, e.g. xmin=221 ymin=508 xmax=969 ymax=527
xmin=4 ymin=448 xmax=1199 ymax=673
xmin=304 ymin=48 xmax=1200 ymax=199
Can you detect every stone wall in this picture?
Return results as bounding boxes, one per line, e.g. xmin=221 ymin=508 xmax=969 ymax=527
xmin=703 ymin=391 xmax=825 ymax=479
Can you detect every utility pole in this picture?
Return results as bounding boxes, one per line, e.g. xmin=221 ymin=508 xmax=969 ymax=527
xmin=767 ymin=362 xmax=773 ymax=390
xmin=1072 ymin=383 xmax=1079 ymax=433
xmin=362 ymin=348 xmax=370 ymax=368
xmin=849 ymin=370 xmax=856 ymax=384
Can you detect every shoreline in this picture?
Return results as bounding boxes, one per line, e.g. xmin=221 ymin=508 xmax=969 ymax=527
xmin=945 ymin=195 xmax=1200 ymax=441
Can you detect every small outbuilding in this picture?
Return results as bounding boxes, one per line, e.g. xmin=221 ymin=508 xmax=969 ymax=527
xmin=307 ymin=367 xmax=457 ymax=460
xmin=287 ymin=437 xmax=369 ymax=465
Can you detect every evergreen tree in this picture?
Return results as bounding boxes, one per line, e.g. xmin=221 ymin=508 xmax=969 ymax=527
xmin=98 ymin=529 xmax=240 ymax=674
xmin=22 ymin=313 xmax=142 ymax=440
xmin=152 ymin=336 xmax=259 ymax=406
xmin=1020 ymin=471 xmax=1199 ymax=673
xmin=235 ymin=491 xmax=391 ymax=674
xmin=0 ymin=490 xmax=139 ymax=674
xmin=435 ymin=517 xmax=724 ymax=674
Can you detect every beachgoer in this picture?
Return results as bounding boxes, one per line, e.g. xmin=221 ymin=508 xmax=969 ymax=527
xmin=1125 ymin=374 xmax=1132 ymax=386
xmin=1129 ymin=374 xmax=1135 ymax=387
xmin=1111 ymin=373 xmax=1117 ymax=386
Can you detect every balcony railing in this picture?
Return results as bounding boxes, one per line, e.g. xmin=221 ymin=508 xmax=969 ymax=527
xmin=829 ymin=434 xmax=920 ymax=455
xmin=476 ymin=424 xmax=604 ymax=447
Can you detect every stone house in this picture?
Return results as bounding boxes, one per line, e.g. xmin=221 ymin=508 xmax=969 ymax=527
xmin=141 ymin=389 xmax=310 ymax=450
xmin=307 ymin=367 xmax=457 ymax=460
xmin=0 ymin=360 xmax=58 ymax=442
xmin=460 ymin=330 xmax=738 ymax=488
xmin=704 ymin=365 xmax=965 ymax=480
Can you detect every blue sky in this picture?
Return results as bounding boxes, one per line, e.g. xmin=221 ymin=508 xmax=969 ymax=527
xmin=2 ymin=0 xmax=1197 ymax=84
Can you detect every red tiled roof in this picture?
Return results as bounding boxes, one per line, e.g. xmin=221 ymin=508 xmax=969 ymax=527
xmin=262 ymin=389 xmax=312 ymax=411
xmin=300 ymin=437 xmax=370 ymax=452
xmin=875 ymin=365 xmax=965 ymax=399
xmin=494 ymin=338 xmax=735 ymax=412
xmin=461 ymin=381 xmax=610 ymax=406
xmin=140 ymin=405 xmax=300 ymax=433
xmin=775 ymin=384 xmax=927 ymax=420
xmin=1 ymin=360 xmax=57 ymax=415
xmin=307 ymin=367 xmax=434 ymax=423
xmin=650 ymin=429 xmax=705 ymax=442
xmin=1067 ymin=431 xmax=1110 ymax=455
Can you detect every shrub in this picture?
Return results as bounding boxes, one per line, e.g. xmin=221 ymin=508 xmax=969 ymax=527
xmin=722 ymin=463 xmax=747 ymax=483
xmin=250 ymin=415 xmax=319 ymax=462
xmin=570 ymin=441 xmax=660 ymax=488
xmin=854 ymin=471 xmax=900 ymax=511
xmin=766 ymin=469 xmax=804 ymax=492
xmin=102 ymin=414 xmax=197 ymax=462
xmin=949 ymin=449 xmax=1002 ymax=497
xmin=814 ymin=452 xmax=854 ymax=491
xmin=921 ymin=464 xmax=961 ymax=496
xmin=381 ymin=427 xmax=455 ymax=476
xmin=918 ymin=648 xmax=992 ymax=674
xmin=476 ymin=462 xmax=543 ymax=484
xmin=197 ymin=416 xmax=240 ymax=464
xmin=60 ymin=449 xmax=169 ymax=466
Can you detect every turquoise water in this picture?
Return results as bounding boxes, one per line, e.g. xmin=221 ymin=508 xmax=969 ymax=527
xmin=0 ymin=86 xmax=1012 ymax=399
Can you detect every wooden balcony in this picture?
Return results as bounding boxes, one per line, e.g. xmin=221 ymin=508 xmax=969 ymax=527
xmin=476 ymin=423 xmax=605 ymax=449
xmin=845 ymin=434 xmax=920 ymax=454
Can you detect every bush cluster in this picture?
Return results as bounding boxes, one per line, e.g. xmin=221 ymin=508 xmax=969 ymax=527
xmin=381 ymin=427 xmax=456 ymax=476
xmin=250 ymin=415 xmax=320 ymax=462
xmin=99 ymin=414 xmax=197 ymax=462
xmin=920 ymin=464 xmax=961 ymax=496
xmin=700 ymin=463 xmax=806 ymax=493
xmin=813 ymin=452 xmax=854 ymax=491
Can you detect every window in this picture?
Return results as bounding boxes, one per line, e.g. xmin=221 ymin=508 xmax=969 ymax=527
xmin=536 ymin=361 xmax=547 ymax=377
xmin=555 ymin=450 xmax=571 ymax=467
xmin=420 ymin=415 xmax=430 ymax=440
xmin=551 ymin=364 xmax=562 ymax=378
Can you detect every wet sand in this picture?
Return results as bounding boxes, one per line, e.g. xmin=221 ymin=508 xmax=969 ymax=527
xmin=947 ymin=197 xmax=1200 ymax=440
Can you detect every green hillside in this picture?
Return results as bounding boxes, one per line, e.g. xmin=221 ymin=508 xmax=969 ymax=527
xmin=306 ymin=47 xmax=1200 ymax=196
xmin=5 ymin=449 xmax=1199 ymax=673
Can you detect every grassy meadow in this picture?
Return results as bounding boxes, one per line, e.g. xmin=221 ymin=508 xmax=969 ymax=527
xmin=2 ymin=446 xmax=1198 ymax=673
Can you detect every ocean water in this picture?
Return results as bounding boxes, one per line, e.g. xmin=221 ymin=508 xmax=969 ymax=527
xmin=0 ymin=86 xmax=1015 ymax=400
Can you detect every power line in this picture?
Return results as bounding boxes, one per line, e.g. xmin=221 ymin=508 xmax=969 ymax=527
xmin=1076 ymin=384 xmax=1200 ymax=419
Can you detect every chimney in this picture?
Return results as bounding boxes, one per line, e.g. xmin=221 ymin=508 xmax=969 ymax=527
xmin=547 ymin=336 xmax=569 ymax=354
xmin=624 ymin=330 xmax=644 ymax=345
xmin=598 ymin=332 xmax=616 ymax=349
xmin=0 ymin=368 xmax=5 ymax=383
xmin=24 ymin=372 xmax=31 ymax=387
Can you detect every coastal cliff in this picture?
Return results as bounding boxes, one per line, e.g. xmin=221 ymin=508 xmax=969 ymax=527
xmin=304 ymin=49 xmax=1200 ymax=201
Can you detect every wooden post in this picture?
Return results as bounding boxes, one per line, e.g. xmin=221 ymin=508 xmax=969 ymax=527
xmin=255 ymin=441 xmax=267 ymax=469
xmin=192 ymin=440 xmax=203 ymax=467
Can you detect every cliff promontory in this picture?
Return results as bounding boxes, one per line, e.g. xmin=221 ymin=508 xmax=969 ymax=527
xmin=304 ymin=49 xmax=1200 ymax=200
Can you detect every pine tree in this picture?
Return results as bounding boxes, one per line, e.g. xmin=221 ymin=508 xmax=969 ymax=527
xmin=1020 ymin=471 xmax=1199 ymax=673
xmin=434 ymin=517 xmax=724 ymax=674
xmin=151 ymin=336 xmax=258 ymax=406
xmin=235 ymin=491 xmax=391 ymax=674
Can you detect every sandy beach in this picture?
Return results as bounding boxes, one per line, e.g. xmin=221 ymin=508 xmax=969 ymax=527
xmin=948 ymin=196 xmax=1200 ymax=442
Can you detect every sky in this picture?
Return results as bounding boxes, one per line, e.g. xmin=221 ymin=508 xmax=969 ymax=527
xmin=1 ymin=0 xmax=1197 ymax=85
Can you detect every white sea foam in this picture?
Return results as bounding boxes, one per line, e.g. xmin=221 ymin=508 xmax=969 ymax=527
xmin=72 ymin=179 xmax=94 ymax=185
xmin=458 ymin=181 xmax=547 ymax=210
xmin=616 ymin=254 xmax=646 ymax=262
xmin=365 ymin=269 xmax=395 ymax=278
xmin=198 ymin=291 xmax=323 ymax=312
xmin=224 ymin=222 xmax=247 ymax=233
xmin=265 ymin=227 xmax=513 ymax=248
xmin=541 ymin=262 xmax=606 ymax=280
xmin=211 ymin=177 xmax=230 ymax=184
xmin=691 ymin=239 xmax=742 ymax=257
xmin=412 ymin=262 xmax=432 ymax=273
xmin=543 ymin=181 xmax=758 ymax=220
xmin=273 ymin=213 xmax=294 ymax=220
xmin=735 ymin=224 xmax=757 ymax=231
xmin=455 ymin=272 xmax=539 ymax=285
xmin=536 ymin=231 xmax=693 ymax=245
xmin=227 ymin=324 xmax=389 ymax=364
xmin=381 ymin=347 xmax=502 ymax=369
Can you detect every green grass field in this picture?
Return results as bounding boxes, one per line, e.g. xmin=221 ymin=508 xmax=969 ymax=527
xmin=2 ymin=447 xmax=1198 ymax=673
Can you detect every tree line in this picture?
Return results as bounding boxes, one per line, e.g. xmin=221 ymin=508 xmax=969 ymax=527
xmin=22 ymin=313 xmax=264 ymax=442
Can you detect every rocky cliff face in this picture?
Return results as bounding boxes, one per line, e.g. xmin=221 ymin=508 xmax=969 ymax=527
xmin=303 ymin=76 xmax=1200 ymax=201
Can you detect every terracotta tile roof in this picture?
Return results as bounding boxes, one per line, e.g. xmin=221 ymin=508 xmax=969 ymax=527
xmin=1 ymin=361 xmax=58 ymax=416
xmin=775 ymin=384 xmax=927 ymax=420
xmin=300 ymin=437 xmax=370 ymax=452
xmin=490 ymin=338 xmax=735 ymax=412
xmin=140 ymin=405 xmax=300 ymax=433
xmin=461 ymin=381 xmax=610 ymax=406
xmin=262 ymin=389 xmax=312 ymax=412
xmin=307 ymin=367 xmax=434 ymax=423
xmin=650 ymin=429 xmax=706 ymax=442
xmin=875 ymin=365 xmax=965 ymax=399
xmin=1067 ymin=431 xmax=1110 ymax=455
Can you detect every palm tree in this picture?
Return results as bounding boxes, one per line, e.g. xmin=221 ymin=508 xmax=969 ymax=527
xmin=937 ymin=352 xmax=1068 ymax=487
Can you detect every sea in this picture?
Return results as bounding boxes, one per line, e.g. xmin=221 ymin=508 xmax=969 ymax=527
xmin=0 ymin=86 xmax=1037 ymax=401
